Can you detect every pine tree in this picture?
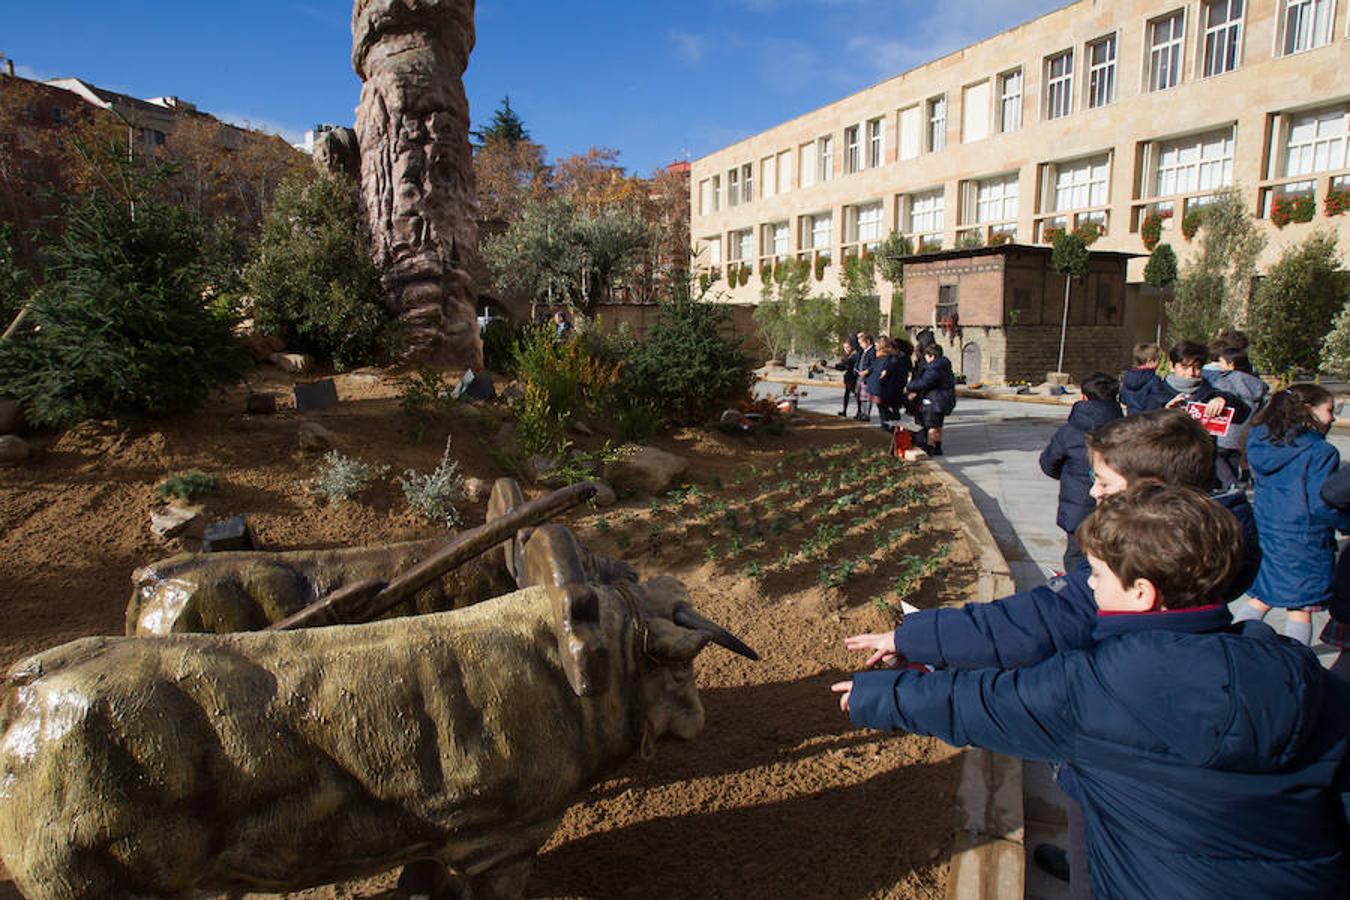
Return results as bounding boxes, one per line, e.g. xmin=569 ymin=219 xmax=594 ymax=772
xmin=473 ymin=96 xmax=530 ymax=147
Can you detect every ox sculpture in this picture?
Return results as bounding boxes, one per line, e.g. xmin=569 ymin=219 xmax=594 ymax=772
xmin=0 ymin=511 xmax=757 ymax=899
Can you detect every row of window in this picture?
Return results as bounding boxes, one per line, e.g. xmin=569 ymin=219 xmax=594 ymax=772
xmin=699 ymin=104 xmax=1350 ymax=268
xmin=698 ymin=0 xmax=1343 ymax=217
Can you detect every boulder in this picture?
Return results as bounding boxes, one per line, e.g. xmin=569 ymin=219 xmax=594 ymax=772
xmin=269 ymin=352 xmax=314 ymax=375
xmin=296 ymin=422 xmax=340 ymax=454
xmin=245 ymin=393 xmax=278 ymax=415
xmin=602 ymin=446 xmax=688 ymax=496
xmin=0 ymin=397 xmax=24 ymax=434
xmin=0 ymin=435 xmax=29 ymax=466
xmin=149 ymin=504 xmax=206 ymax=541
xmin=591 ymin=479 xmax=617 ymax=508
xmin=463 ymin=477 xmax=491 ymax=503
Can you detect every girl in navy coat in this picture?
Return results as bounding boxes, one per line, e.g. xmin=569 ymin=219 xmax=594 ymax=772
xmin=853 ymin=333 xmax=876 ymax=422
xmin=1038 ymin=372 xmax=1122 ymax=571
xmin=1234 ymin=383 xmax=1350 ymax=644
xmin=834 ymin=335 xmax=862 ymax=417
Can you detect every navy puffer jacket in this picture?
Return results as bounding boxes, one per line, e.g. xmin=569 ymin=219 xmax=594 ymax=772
xmin=1038 ymin=399 xmax=1123 ymax=533
xmin=1249 ymin=425 xmax=1350 ymax=608
xmin=876 ymin=352 xmax=911 ymax=406
xmin=1119 ymin=367 xmax=1171 ymax=415
xmin=907 ymin=356 xmax=956 ymax=414
xmin=851 ymin=612 xmax=1350 ymax=900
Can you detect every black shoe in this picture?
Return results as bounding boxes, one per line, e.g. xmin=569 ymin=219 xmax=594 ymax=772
xmin=930 ymin=443 xmax=943 ymax=457
xmin=836 ymin=411 xmax=847 ymax=417
xmin=1033 ymin=844 xmax=1071 ymax=883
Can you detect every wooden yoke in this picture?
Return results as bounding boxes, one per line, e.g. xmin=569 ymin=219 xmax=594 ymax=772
xmin=518 ymin=524 xmax=611 ymax=697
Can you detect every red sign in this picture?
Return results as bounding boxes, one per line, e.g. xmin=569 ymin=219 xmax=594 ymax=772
xmin=1185 ymin=401 xmax=1234 ymax=436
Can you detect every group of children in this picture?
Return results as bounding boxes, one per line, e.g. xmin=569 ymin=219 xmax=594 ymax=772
xmin=832 ymin=335 xmax=1350 ymax=897
xmin=838 ymin=331 xmax=956 ymax=456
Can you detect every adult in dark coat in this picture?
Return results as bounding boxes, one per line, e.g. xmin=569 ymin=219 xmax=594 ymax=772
xmin=1038 ymin=373 xmax=1122 ymax=571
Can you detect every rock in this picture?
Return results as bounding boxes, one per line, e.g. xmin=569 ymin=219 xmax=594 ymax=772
xmin=311 ymin=126 xmax=360 ymax=180
xmin=0 ymin=435 xmax=29 ymax=466
xmin=497 ymin=381 xmax=524 ymax=404
xmin=529 ymin=455 xmax=566 ymax=487
xmin=203 ymin=515 xmax=258 ymax=553
xmin=591 ymin=480 xmax=617 ymax=507
xmin=269 ymin=352 xmax=314 ymax=374
xmin=149 ymin=504 xmax=205 ymax=540
xmin=354 ymin=0 xmax=482 ymax=367
xmin=245 ymin=393 xmax=278 ymax=415
xmin=296 ymin=422 xmax=340 ymax=454
xmin=463 ymin=477 xmax=490 ymax=503
xmin=293 ymin=379 xmax=339 ymax=411
xmin=602 ymin=446 xmax=688 ymax=496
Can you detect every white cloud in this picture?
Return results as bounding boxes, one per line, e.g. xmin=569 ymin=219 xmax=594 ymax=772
xmin=13 ymin=63 xmax=55 ymax=82
xmin=670 ymin=30 xmax=708 ymax=65
xmin=217 ymin=113 xmax=309 ymax=146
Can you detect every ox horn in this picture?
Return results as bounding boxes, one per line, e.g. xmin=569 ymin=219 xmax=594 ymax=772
xmin=672 ymin=602 xmax=760 ymax=661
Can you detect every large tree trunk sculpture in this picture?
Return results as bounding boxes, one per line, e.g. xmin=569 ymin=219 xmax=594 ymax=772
xmin=352 ymin=0 xmax=483 ymax=366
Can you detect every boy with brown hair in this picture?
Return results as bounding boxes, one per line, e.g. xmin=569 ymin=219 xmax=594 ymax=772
xmin=835 ymin=484 xmax=1350 ymax=899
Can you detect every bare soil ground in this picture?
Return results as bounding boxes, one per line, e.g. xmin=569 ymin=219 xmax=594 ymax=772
xmin=0 ymin=366 xmax=977 ymax=900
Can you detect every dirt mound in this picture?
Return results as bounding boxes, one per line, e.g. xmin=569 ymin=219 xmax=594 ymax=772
xmin=0 ymin=367 xmax=971 ymax=899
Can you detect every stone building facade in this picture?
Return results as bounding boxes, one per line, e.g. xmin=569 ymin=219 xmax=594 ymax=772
xmin=689 ymin=0 xmax=1350 ymax=321
xmin=902 ymin=245 xmax=1145 ymax=384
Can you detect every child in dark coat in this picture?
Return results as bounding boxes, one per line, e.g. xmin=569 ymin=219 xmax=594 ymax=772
xmin=1211 ymin=346 xmax=1269 ymax=487
xmin=1038 ymin=372 xmax=1122 ymax=572
xmin=905 ymin=343 xmax=956 ymax=456
xmin=835 ymin=484 xmax=1350 ymax=900
xmin=875 ymin=338 xmax=913 ymax=431
xmin=853 ymin=333 xmax=876 ymax=422
xmin=1118 ymin=342 xmax=1171 ymax=415
xmin=1234 ymin=383 xmax=1349 ymax=644
xmin=834 ymin=336 xmax=861 ymax=417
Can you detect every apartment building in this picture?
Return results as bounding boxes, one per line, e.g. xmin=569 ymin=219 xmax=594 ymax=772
xmin=690 ymin=0 xmax=1350 ymax=323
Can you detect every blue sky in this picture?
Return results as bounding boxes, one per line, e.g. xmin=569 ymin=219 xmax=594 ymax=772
xmin=6 ymin=0 xmax=1067 ymax=176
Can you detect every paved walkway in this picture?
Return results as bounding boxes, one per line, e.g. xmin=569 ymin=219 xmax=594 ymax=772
xmin=761 ymin=381 xmax=1348 ymax=899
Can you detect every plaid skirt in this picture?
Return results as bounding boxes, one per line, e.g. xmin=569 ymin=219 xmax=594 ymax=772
xmin=857 ymin=386 xmax=874 ymax=403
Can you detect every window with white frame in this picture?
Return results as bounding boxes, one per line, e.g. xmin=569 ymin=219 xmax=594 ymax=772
xmin=1044 ymin=51 xmax=1073 ymax=120
xmin=741 ymin=163 xmax=753 ymax=203
xmin=907 ymin=188 xmax=945 ymax=240
xmin=776 ymin=150 xmax=792 ymax=193
xmin=799 ymin=141 xmax=816 ymax=187
xmin=927 ymin=95 xmax=947 ymax=152
xmin=1202 ymin=0 xmax=1244 ymax=76
xmin=729 ymin=228 xmax=753 ymax=263
xmin=699 ymin=179 xmax=713 ymax=215
xmin=962 ymin=80 xmax=991 ymax=143
xmin=1283 ymin=106 xmax=1349 ymax=177
xmin=866 ymin=117 xmax=884 ymax=168
xmin=761 ymin=156 xmax=775 ymax=198
xmin=802 ymin=212 xmax=833 ymax=251
xmin=1154 ymin=127 xmax=1235 ymax=196
xmin=1052 ymin=154 xmax=1111 ymax=211
xmin=704 ymin=237 xmax=722 ymax=267
xmin=1087 ymin=35 xmax=1116 ymax=108
xmin=898 ymin=105 xmax=922 ymax=159
xmin=999 ymin=69 xmax=1022 ymax=133
xmin=1148 ymin=11 xmax=1185 ymax=92
xmin=844 ymin=125 xmax=861 ymax=174
xmin=727 ymin=168 xmax=740 ymax=207
xmin=817 ymin=135 xmax=834 ymax=182
xmin=711 ymin=175 xmax=721 ymax=211
xmin=974 ymin=174 xmax=1019 ymax=224
xmin=1280 ymin=0 xmax=1335 ymax=55
xmin=764 ymin=221 xmax=790 ymax=257
xmin=848 ymin=201 xmax=884 ymax=246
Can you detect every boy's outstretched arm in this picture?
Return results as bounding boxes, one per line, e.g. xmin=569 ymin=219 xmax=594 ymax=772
xmin=841 ymin=660 xmax=1077 ymax=763
xmin=892 ymin=574 xmax=1099 ymax=670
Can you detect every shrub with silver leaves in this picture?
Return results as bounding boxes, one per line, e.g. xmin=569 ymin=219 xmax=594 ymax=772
xmin=398 ymin=438 xmax=465 ymax=527
xmin=310 ymin=450 xmax=387 ymax=503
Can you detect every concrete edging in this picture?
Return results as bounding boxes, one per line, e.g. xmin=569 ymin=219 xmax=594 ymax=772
xmin=928 ymin=464 xmax=1025 ymax=900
